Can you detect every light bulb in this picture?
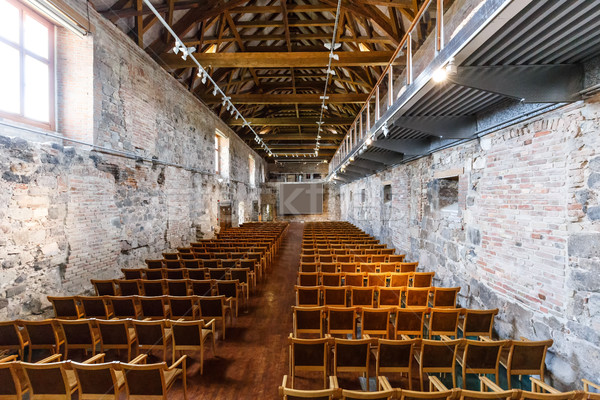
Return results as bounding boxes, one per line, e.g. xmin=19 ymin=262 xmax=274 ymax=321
xmin=432 ymin=68 xmax=448 ymax=83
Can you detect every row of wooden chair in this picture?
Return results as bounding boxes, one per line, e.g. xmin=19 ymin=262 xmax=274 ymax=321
xmin=295 ymin=285 xmax=460 ymax=308
xmin=292 ymin=306 xmax=498 ymax=340
xmin=298 ymin=271 xmax=433 ymax=287
xmin=92 ymin=277 xmax=248 ymax=298
xmin=0 ymin=317 xmax=215 ymax=371
xmin=287 ymin=335 xmax=553 ymax=392
xmin=279 ymin=375 xmax=588 ymax=400
xmin=118 ymin=266 xmax=255 ymax=287
xmin=300 ymin=251 xmax=398 ymax=262
xmin=0 ymin=352 xmax=188 ymax=399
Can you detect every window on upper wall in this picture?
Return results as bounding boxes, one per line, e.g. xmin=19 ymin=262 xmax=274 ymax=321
xmin=383 ymin=184 xmax=392 ymax=203
xmin=215 ymin=134 xmax=221 ymax=174
xmin=0 ymin=0 xmax=55 ymax=130
xmin=215 ymin=130 xmax=230 ymax=178
xmin=249 ymin=155 xmax=256 ymax=187
xmin=361 ymin=189 xmax=366 ymax=203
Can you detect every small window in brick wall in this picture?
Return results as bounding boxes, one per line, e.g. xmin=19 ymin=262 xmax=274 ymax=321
xmin=361 ymin=189 xmax=366 ymax=203
xmin=435 ymin=176 xmax=459 ymax=212
xmin=383 ymin=184 xmax=392 ymax=203
xmin=349 ymin=191 xmax=353 ymax=202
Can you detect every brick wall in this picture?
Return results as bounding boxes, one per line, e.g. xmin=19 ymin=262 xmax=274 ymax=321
xmin=340 ymin=95 xmax=600 ymax=388
xmin=0 ymin=2 xmax=265 ymax=319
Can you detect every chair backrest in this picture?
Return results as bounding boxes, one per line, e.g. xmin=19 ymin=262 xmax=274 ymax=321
xmin=19 ymin=319 xmax=59 ymax=346
xmin=359 ymin=263 xmax=378 ymax=273
xmin=141 ymin=280 xmax=165 ymax=296
xmin=289 ymin=337 xmax=328 ymax=370
xmin=162 ymin=252 xmax=179 ymax=260
xmin=78 ymin=296 xmax=111 ymax=319
xmin=138 ymin=296 xmax=167 ymax=318
xmin=462 ymin=309 xmax=498 ymax=338
xmin=350 ymin=286 xmax=375 ymax=307
xmin=323 ymin=286 xmax=347 ymax=306
xmin=108 ymin=296 xmax=138 ymax=318
xmin=168 ymin=296 xmax=198 ymax=319
xmin=462 ymin=339 xmax=508 ymax=376
xmin=145 ymin=259 xmax=164 ymax=269
xmin=0 ymin=358 xmax=22 ymax=397
xmin=321 ymin=273 xmax=342 ymax=287
xmin=97 ymin=319 xmax=130 ymax=346
xmin=428 ymin=308 xmax=463 ymax=338
xmin=295 ymin=286 xmax=321 ymax=306
xmin=187 ymin=269 xmax=207 ymax=280
xmin=298 ymin=272 xmax=320 ymax=287
xmin=71 ymin=360 xmax=120 ymax=397
xmin=47 ymin=296 xmax=80 ymax=319
xmin=0 ymin=321 xmax=24 ymax=348
xmin=412 ymin=272 xmax=435 ymax=288
xmin=377 ymin=287 xmax=402 ymax=307
xmin=405 ymin=287 xmax=430 ymax=307
xmin=92 ymin=280 xmax=117 ymax=296
xmin=209 ymin=268 xmax=229 ymax=280
xmin=117 ymin=279 xmax=141 ymax=296
xmin=507 ymin=339 xmax=553 ymax=376
xmin=361 ymin=308 xmax=391 ymax=338
xmin=121 ymin=362 xmax=168 ymax=397
xmin=190 ymin=279 xmax=213 ymax=296
xmin=181 ymin=259 xmax=201 ymax=269
xmin=433 ymin=287 xmax=460 ymax=308
xmin=377 ymin=338 xmax=419 ymax=373
xmin=334 ymin=338 xmax=370 ymax=373
xmin=320 ymin=262 xmax=338 ymax=273
xmin=164 ymin=259 xmax=182 ymax=269
xmin=166 ymin=279 xmax=189 ymax=296
xmin=20 ymin=361 xmax=71 ymax=397
xmin=292 ymin=306 xmax=324 ymax=337
xmin=419 ymin=339 xmax=461 ymax=371
xmin=327 ymin=307 xmax=357 ymax=338
xmin=367 ymin=273 xmax=388 ymax=287
xmin=230 ymin=268 xmax=250 ymax=284
xmin=199 ymin=296 xmax=226 ymax=317
xmin=300 ymin=262 xmax=319 ymax=273
xmin=390 ymin=273 xmax=411 ymax=287
xmin=122 ymin=268 xmax=144 ymax=280
xmin=395 ymin=307 xmax=428 ymax=338
xmin=379 ymin=263 xmax=398 ymax=273
xmin=203 ymin=259 xmax=220 ymax=269
xmin=165 ymin=269 xmax=186 ymax=280
xmin=58 ymin=319 xmax=95 ymax=345
xmin=170 ymin=319 xmax=208 ymax=346
xmin=132 ymin=320 xmax=167 ymax=346
xmin=340 ymin=262 xmax=358 ymax=273
xmin=388 ymin=255 xmax=405 ymax=262
xmin=216 ymin=280 xmax=240 ymax=298
xmin=344 ymin=273 xmax=365 ymax=287
xmin=144 ymin=269 xmax=164 ymax=280
xmin=399 ymin=262 xmax=418 ymax=273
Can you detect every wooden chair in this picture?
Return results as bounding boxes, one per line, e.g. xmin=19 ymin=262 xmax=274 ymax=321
xmin=77 ymin=296 xmax=113 ymax=319
xmin=166 ymin=279 xmax=190 ymax=297
xmin=165 ymin=269 xmax=186 ymax=280
xmin=500 ymin=339 xmax=553 ymax=389
xmin=582 ymin=379 xmax=600 ymax=400
xmin=367 ymin=273 xmax=388 ymax=287
xmin=321 ymin=262 xmax=338 ymax=273
xmin=323 ymin=286 xmax=347 ymax=306
xmin=167 ymin=296 xmax=200 ymax=320
xmin=376 ymin=338 xmax=419 ymax=389
xmin=145 ymin=269 xmax=164 ymax=280
xmin=350 ymin=287 xmax=375 ymax=308
xmin=138 ymin=296 xmax=169 ymax=319
xmin=106 ymin=296 xmax=139 ymax=319
xmin=379 ymin=263 xmax=398 ymax=273
xmin=121 ymin=355 xmax=188 ymax=400
xmin=388 ymin=255 xmax=406 ymax=263
xmin=216 ymin=280 xmax=244 ymax=317
xmin=390 ymin=273 xmax=411 ymax=287
xmin=18 ymin=319 xmax=64 ymax=362
xmin=405 ymin=287 xmax=431 ymax=307
xmin=230 ymin=268 xmax=252 ymax=299
xmin=338 ymin=376 xmax=395 ymax=399
xmin=181 ymin=259 xmax=202 ymax=269
xmin=56 ymin=319 xmax=101 ymax=360
xmin=20 ymin=354 xmax=105 ymax=400
xmin=123 ymin=268 xmax=145 ymax=280
xmin=0 ymin=354 xmax=30 ymax=399
xmin=480 ymin=376 xmax=580 ymax=400
xmin=141 ymin=280 xmax=166 ymax=296
xmin=145 ymin=259 xmax=164 ymax=269
xmin=117 ymin=279 xmax=142 ymax=296
xmin=48 ymin=296 xmax=84 ymax=320
xmin=327 ymin=307 xmax=357 ymax=339
xmin=432 ymin=287 xmax=460 ymax=308
xmin=202 ymin=259 xmax=220 ymax=269
xmin=198 ymin=295 xmax=233 ymax=340
xmin=292 ymin=306 xmax=324 ymax=338
xmin=339 ymin=262 xmax=358 ymax=273
xmin=399 ymin=262 xmax=418 ymax=273
xmin=333 ymin=338 xmax=372 ymax=390
xmin=0 ymin=321 xmax=29 ymax=360
xmin=279 ymin=375 xmax=338 ymax=400
xmin=91 ymin=280 xmax=118 ymax=296
xmin=337 ymin=255 xmax=355 ymax=264
xmin=319 ymin=255 xmax=334 ymax=263
xmin=394 ymin=307 xmax=428 ymax=339
xmin=412 ymin=272 xmax=435 ymax=288
xmin=415 ymin=338 xmax=462 ymax=390
xmin=428 ymin=308 xmax=463 ymax=339
xmin=457 ymin=339 xmax=508 ymax=389
xmin=460 ymin=309 xmax=498 ymax=339
xmin=322 ymin=272 xmax=342 ymax=287
xmin=298 ymin=272 xmax=320 ymax=287
xmin=221 ymin=259 xmax=239 ymax=269
xmin=96 ymin=318 xmax=138 ymax=361
xmin=301 ymin=255 xmax=317 ymax=263
xmin=190 ymin=279 xmax=214 ymax=296
xmin=162 ymin=252 xmax=179 ymax=260
xmin=377 ymin=287 xmax=403 ymax=308
xmin=295 ymin=285 xmax=321 ymax=306
xmin=361 ymin=308 xmax=391 ymax=338
xmin=359 ymin=263 xmax=378 ymax=274
xmin=70 ymin=353 xmax=147 ymax=400
xmin=371 ymin=255 xmax=388 ymax=264
xmin=288 ymin=336 xmax=329 ymax=388
xmin=169 ymin=319 xmax=216 ymax=375
xmin=345 ymin=273 xmax=365 ymax=287
xmin=300 ymin=262 xmax=319 ymax=273
xmin=132 ymin=319 xmax=172 ymax=362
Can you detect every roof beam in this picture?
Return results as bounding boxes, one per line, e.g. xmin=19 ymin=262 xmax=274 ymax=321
xmin=158 ymin=51 xmax=397 ymax=68
xmin=185 ymin=34 xmax=395 ymax=45
xmin=202 ymin=93 xmax=368 ymax=104
xmin=227 ymin=117 xmax=354 ymax=126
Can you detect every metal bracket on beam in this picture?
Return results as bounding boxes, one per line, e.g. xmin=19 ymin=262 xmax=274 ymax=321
xmin=450 ymin=64 xmax=583 ymax=103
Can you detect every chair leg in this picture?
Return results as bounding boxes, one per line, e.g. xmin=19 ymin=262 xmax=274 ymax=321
xmin=200 ymin=345 xmax=204 ymax=375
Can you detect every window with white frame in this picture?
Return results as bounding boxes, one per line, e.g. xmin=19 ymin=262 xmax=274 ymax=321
xmin=0 ymin=0 xmax=55 ymax=129
xmin=248 ymin=155 xmax=256 ymax=187
xmin=215 ymin=130 xmax=230 ymax=178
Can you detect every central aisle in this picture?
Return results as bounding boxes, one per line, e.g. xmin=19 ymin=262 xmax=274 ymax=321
xmin=183 ymin=222 xmax=304 ymax=399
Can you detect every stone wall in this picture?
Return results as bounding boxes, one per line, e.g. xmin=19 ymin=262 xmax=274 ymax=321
xmin=0 ymin=2 xmax=265 ymax=319
xmin=340 ymin=94 xmax=600 ymax=388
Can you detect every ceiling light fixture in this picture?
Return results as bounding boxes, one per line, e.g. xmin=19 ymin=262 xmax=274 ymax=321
xmin=432 ymin=67 xmax=448 ymax=83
